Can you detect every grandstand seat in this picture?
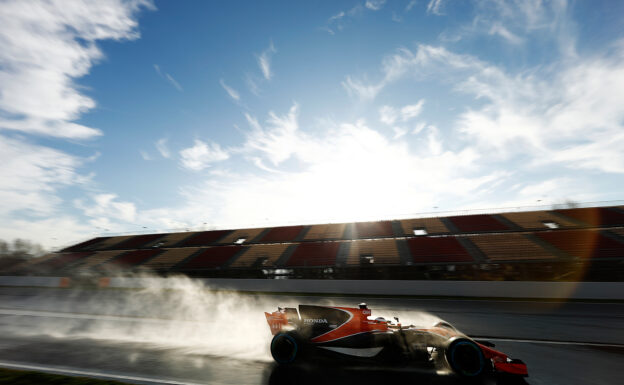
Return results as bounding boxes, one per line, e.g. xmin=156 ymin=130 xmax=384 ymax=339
xmin=141 ymin=232 xmax=199 ymax=248
xmin=219 ymin=228 xmax=266 ymax=244
xmin=345 ymin=239 xmax=400 ymax=265
xmin=447 ymin=215 xmax=510 ymax=233
xmin=69 ymin=250 xmax=127 ymax=270
xmin=536 ymin=230 xmax=624 ymax=259
xmin=610 ymin=228 xmax=624 ymax=239
xmin=259 ymin=226 xmax=305 ymax=243
xmin=285 ymin=242 xmax=340 ymax=267
xmin=101 ymin=249 xmax=162 ymax=268
xmin=90 ymin=236 xmax=136 ymax=251
xmin=406 ymin=237 xmax=473 ymax=263
xmin=304 ymin=223 xmax=347 ymax=240
xmin=108 ymin=234 xmax=166 ymax=250
xmin=140 ymin=247 xmax=202 ymax=270
xmin=34 ymin=252 xmax=94 ymax=271
xmin=352 ymin=221 xmax=394 ymax=238
xmin=469 ymin=234 xmax=557 ymax=261
xmin=230 ymin=244 xmax=290 ymax=268
xmin=501 ymin=211 xmax=578 ymax=230
xmin=60 ymin=237 xmax=109 ymax=252
xmin=555 ymin=207 xmax=624 ymax=227
xmin=399 ymin=218 xmax=449 ymax=235
xmin=177 ymin=246 xmax=243 ymax=269
xmin=177 ymin=230 xmax=233 ymax=247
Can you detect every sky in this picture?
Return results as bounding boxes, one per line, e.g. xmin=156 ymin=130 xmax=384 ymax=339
xmin=0 ymin=0 xmax=623 ymax=250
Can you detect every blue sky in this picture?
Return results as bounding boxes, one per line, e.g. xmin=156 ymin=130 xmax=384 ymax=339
xmin=1 ymin=0 xmax=623 ymax=249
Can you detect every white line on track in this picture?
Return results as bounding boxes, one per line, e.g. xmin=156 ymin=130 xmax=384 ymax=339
xmin=476 ymin=337 xmax=624 ymax=348
xmin=0 ymin=361 xmax=206 ymax=385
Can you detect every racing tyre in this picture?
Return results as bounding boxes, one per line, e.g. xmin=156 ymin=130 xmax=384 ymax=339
xmin=446 ymin=338 xmax=486 ymax=378
xmin=271 ymin=332 xmax=303 ymax=364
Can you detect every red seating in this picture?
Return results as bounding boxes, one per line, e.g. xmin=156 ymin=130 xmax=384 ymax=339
xmin=61 ymin=237 xmax=108 ymax=252
xmin=286 ymin=242 xmax=340 ymax=267
xmin=406 ymin=237 xmax=473 ymax=263
xmin=353 ymin=221 xmax=394 ymax=238
xmin=259 ymin=226 xmax=305 ymax=242
xmin=105 ymin=249 xmax=162 ymax=267
xmin=555 ymin=207 xmax=624 ymax=227
xmin=179 ymin=246 xmax=243 ymax=269
xmin=110 ymin=234 xmax=165 ymax=250
xmin=36 ymin=252 xmax=93 ymax=270
xmin=178 ymin=230 xmax=232 ymax=247
xmin=536 ymin=230 xmax=624 ymax=259
xmin=448 ymin=215 xmax=509 ymax=232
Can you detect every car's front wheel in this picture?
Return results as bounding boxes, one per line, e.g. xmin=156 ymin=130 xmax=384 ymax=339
xmin=445 ymin=338 xmax=486 ymax=378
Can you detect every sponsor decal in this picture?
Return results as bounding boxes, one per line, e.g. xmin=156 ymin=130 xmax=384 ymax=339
xmin=304 ymin=318 xmax=328 ymax=324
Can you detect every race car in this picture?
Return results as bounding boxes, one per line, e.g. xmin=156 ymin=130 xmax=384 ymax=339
xmin=265 ymin=303 xmax=527 ymax=379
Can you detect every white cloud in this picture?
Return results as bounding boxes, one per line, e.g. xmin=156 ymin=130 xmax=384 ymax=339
xmin=365 ymin=0 xmax=386 ymax=11
xmin=165 ymin=104 xmax=502 ymax=226
xmin=180 ymin=139 xmax=229 ymax=171
xmin=427 ymin=0 xmax=445 ymax=15
xmin=392 ymin=126 xmax=408 ymax=139
xmin=344 ymin=38 xmax=624 ymax=176
xmin=242 ymin=104 xmax=302 ymax=166
xmin=328 ymin=11 xmax=345 ymax=22
xmin=257 ymin=41 xmax=276 ymax=81
xmin=154 ymin=64 xmax=183 ymax=91
xmin=0 ymin=0 xmax=153 ymax=139
xmin=412 ymin=122 xmax=426 ymax=135
xmin=156 ymin=138 xmax=171 ymax=158
xmin=454 ymin=45 xmax=624 ymax=173
xmin=379 ymin=100 xmax=425 ymax=125
xmin=219 ymin=79 xmax=240 ymax=101
xmin=406 ymin=0 xmax=418 ymax=12
xmin=342 ymin=75 xmax=384 ymax=100
xmin=379 ymin=106 xmax=398 ymax=125
xmin=0 ymin=216 xmax=92 ymax=250
xmin=0 ymin=135 xmax=84 ymax=218
xmin=447 ymin=1 xmax=575 ymax=57
xmin=342 ymin=45 xmax=473 ymax=100
xmin=401 ymin=100 xmax=425 ymax=120
xmin=75 ymin=193 xmax=137 ymax=223
xmin=488 ymin=23 xmax=523 ymax=45
xmin=140 ymin=150 xmax=152 ymax=160
xmin=324 ymin=2 xmax=387 ymax=35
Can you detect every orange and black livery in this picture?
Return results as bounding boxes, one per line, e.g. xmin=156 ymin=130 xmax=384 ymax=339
xmin=265 ymin=303 xmax=528 ymax=379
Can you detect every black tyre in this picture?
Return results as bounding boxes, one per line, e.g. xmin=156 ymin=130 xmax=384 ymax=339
xmin=446 ymin=338 xmax=486 ymax=378
xmin=270 ymin=332 xmax=302 ymax=364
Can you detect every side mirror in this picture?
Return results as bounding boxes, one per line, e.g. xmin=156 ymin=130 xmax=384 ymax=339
xmin=394 ymin=317 xmax=399 ymax=323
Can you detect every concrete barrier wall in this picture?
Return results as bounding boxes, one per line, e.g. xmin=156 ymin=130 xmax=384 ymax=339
xmin=2 ymin=276 xmax=623 ymax=300
xmin=0 ymin=276 xmax=66 ymax=288
xmin=107 ymin=277 xmax=624 ymax=300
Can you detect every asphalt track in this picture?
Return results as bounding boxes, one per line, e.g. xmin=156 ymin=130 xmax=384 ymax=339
xmin=0 ymin=286 xmax=622 ymax=385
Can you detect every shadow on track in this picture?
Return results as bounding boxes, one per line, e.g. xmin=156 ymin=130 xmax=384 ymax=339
xmin=264 ymin=363 xmax=529 ymax=385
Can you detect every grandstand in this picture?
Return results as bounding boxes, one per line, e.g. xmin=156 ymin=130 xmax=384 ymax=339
xmin=4 ymin=204 xmax=624 ymax=281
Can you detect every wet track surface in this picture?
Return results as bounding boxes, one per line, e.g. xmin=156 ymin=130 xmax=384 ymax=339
xmin=0 ymin=286 xmax=623 ymax=385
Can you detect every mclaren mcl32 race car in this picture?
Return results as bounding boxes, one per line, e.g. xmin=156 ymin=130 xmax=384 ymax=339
xmin=265 ymin=303 xmax=527 ymax=380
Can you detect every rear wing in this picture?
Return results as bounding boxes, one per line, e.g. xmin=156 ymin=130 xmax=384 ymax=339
xmin=265 ymin=307 xmax=300 ymax=335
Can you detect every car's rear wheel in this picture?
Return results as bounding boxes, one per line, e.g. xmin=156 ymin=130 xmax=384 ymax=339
xmin=446 ymin=338 xmax=486 ymax=378
xmin=270 ymin=332 xmax=302 ymax=364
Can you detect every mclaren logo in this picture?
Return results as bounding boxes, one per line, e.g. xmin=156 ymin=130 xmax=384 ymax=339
xmin=304 ymin=318 xmax=328 ymax=324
